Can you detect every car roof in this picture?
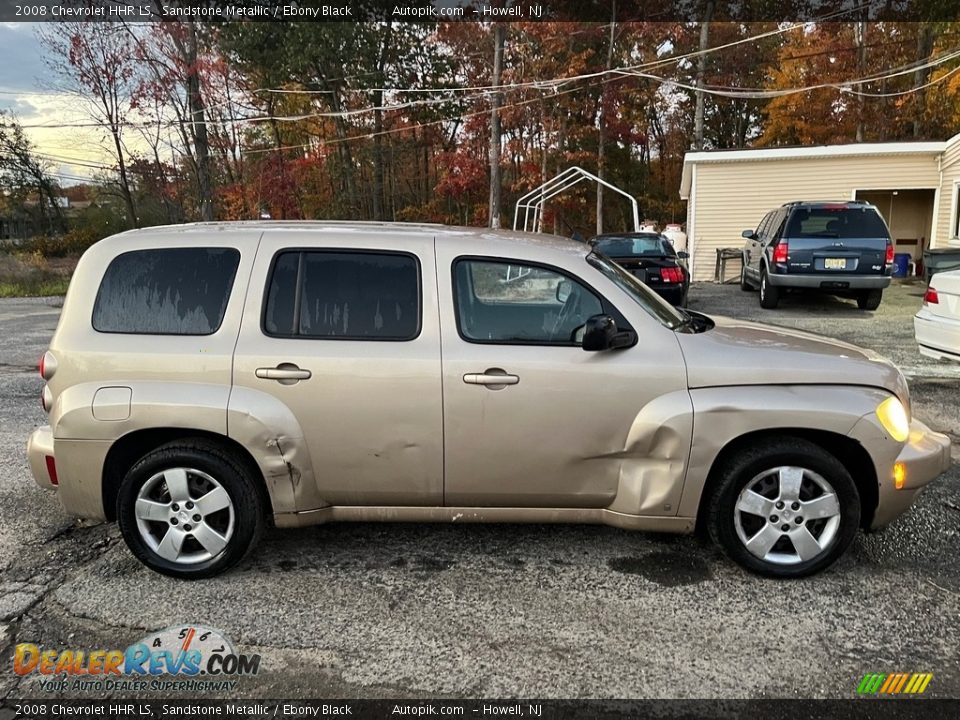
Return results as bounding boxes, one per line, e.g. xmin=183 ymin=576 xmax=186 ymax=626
xmin=592 ymin=232 xmax=665 ymax=239
xmin=780 ymin=201 xmax=876 ymax=209
xmin=102 ymin=221 xmax=592 ymax=260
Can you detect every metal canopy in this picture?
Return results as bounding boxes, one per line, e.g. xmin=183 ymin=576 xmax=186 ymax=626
xmin=513 ymin=166 xmax=640 ymax=234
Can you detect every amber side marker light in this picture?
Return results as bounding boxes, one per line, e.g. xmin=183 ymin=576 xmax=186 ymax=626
xmin=894 ymin=462 xmax=906 ymax=490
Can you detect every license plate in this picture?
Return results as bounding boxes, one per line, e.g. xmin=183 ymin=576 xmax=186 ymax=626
xmin=825 ymin=258 xmax=847 ymax=270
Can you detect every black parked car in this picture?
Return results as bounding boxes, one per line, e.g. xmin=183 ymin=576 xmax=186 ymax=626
xmin=740 ymin=201 xmax=893 ymax=310
xmin=592 ymin=232 xmax=690 ymax=306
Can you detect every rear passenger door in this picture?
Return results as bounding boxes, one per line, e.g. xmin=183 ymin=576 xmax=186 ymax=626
xmin=231 ymin=231 xmax=443 ymax=508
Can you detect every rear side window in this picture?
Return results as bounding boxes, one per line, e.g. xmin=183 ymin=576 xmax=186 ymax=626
xmin=263 ymin=250 xmax=420 ymax=340
xmin=786 ymin=207 xmax=889 ymax=239
xmin=92 ymin=248 xmax=240 ymax=335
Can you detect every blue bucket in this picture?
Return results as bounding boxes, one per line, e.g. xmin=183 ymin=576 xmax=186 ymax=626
xmin=892 ymin=253 xmax=911 ymax=278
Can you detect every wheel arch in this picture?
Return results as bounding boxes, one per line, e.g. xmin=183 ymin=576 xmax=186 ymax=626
xmin=102 ymin=428 xmax=272 ymax=522
xmin=693 ymin=428 xmax=878 ymax=536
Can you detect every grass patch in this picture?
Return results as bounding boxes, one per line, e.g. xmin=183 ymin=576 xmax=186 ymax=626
xmin=0 ymin=251 xmax=76 ymax=297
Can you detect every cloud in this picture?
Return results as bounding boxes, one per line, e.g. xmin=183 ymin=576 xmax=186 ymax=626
xmin=0 ymin=23 xmax=54 ymax=94
xmin=0 ymin=97 xmax=40 ymax=118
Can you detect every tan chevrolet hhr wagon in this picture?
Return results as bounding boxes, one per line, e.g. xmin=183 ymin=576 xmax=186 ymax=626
xmin=28 ymin=222 xmax=951 ymax=579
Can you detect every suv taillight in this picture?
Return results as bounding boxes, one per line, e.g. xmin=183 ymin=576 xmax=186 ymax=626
xmin=885 ymin=242 xmax=895 ymax=265
xmin=773 ymin=241 xmax=789 ymax=264
xmin=924 ymin=287 xmax=939 ymax=304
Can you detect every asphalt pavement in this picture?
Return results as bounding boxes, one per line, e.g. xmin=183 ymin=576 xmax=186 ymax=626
xmin=1 ymin=283 xmax=958 ymax=700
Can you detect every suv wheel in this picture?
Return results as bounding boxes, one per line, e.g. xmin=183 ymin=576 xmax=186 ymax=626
xmin=739 ymin=262 xmax=753 ymax=291
xmin=117 ymin=440 xmax=264 ymax=579
xmin=759 ymin=269 xmax=780 ymax=309
xmin=706 ymin=437 xmax=860 ymax=578
xmin=857 ymin=289 xmax=882 ymax=310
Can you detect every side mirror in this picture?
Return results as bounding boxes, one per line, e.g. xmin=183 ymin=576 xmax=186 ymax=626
xmin=555 ymin=279 xmax=572 ymax=303
xmin=581 ymin=314 xmax=636 ymax=351
xmin=677 ymin=251 xmax=690 ymax=259
xmin=742 ymin=229 xmax=758 ymax=240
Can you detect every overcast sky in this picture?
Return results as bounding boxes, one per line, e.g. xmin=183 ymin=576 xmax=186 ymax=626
xmin=0 ymin=22 xmax=109 ymax=184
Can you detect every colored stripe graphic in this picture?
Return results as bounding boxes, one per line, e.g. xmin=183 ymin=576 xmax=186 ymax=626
xmin=857 ymin=672 xmax=932 ymax=695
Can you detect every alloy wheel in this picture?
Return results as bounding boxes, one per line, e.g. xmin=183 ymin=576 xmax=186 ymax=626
xmin=733 ymin=466 xmax=841 ymax=565
xmin=134 ymin=467 xmax=235 ymax=565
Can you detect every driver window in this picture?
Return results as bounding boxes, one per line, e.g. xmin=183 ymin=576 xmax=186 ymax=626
xmin=454 ymin=259 xmax=603 ymax=344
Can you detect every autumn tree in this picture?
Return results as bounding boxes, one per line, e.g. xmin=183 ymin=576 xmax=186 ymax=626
xmin=39 ymin=23 xmax=140 ymax=227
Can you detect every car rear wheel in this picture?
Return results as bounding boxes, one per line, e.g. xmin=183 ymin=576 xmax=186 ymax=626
xmin=759 ymin=269 xmax=780 ymax=309
xmin=117 ymin=440 xmax=264 ymax=579
xmin=857 ymin=289 xmax=882 ymax=310
xmin=707 ymin=437 xmax=860 ymax=578
xmin=739 ymin=261 xmax=753 ymax=291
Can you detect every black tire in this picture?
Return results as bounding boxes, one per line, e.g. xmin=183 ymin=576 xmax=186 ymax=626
xmin=857 ymin=289 xmax=882 ymax=310
xmin=759 ymin=269 xmax=780 ymax=309
xmin=117 ymin=440 xmax=264 ymax=579
xmin=739 ymin=261 xmax=753 ymax=291
xmin=706 ymin=437 xmax=860 ymax=578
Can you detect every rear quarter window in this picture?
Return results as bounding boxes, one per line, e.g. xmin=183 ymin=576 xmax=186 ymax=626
xmin=92 ymin=247 xmax=241 ymax=335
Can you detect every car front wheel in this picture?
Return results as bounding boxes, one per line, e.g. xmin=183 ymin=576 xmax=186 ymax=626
xmin=117 ymin=440 xmax=264 ymax=579
xmin=707 ymin=437 xmax=860 ymax=578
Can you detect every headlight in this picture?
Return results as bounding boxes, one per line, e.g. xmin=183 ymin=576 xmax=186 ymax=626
xmin=876 ymin=397 xmax=909 ymax=442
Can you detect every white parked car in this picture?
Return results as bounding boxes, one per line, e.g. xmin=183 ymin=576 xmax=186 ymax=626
xmin=915 ymin=269 xmax=960 ymax=362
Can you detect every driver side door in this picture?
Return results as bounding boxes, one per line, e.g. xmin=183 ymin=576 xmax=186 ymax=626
xmin=437 ymin=252 xmax=678 ymax=509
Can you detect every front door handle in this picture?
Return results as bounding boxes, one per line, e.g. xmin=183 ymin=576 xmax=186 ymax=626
xmin=256 ymin=364 xmax=312 ymax=383
xmin=463 ymin=368 xmax=519 ymax=387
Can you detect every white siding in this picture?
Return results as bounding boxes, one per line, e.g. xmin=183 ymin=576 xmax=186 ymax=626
xmin=934 ymin=138 xmax=960 ymax=247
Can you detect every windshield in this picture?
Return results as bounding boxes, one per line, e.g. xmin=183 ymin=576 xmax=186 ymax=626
xmin=588 ymin=252 xmax=689 ymax=330
xmin=593 ymin=234 xmax=675 ymax=257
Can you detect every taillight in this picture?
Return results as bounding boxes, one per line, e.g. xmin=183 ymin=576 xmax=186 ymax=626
xmin=772 ymin=241 xmax=789 ymax=264
xmin=45 ymin=456 xmax=58 ymax=486
xmin=41 ymin=385 xmax=52 ymax=412
xmin=924 ymin=287 xmax=939 ymax=304
xmin=39 ymin=351 xmax=56 ymax=380
xmin=885 ymin=242 xmax=895 ymax=265
xmin=661 ymin=267 xmax=684 ymax=283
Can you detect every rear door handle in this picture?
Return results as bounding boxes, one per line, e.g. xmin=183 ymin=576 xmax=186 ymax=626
xmin=256 ymin=365 xmax=312 ymax=381
xmin=463 ymin=369 xmax=519 ymax=387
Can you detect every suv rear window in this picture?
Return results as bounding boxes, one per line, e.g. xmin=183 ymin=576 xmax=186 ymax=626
xmin=263 ymin=250 xmax=420 ymax=340
xmin=92 ymin=248 xmax=240 ymax=335
xmin=785 ymin=207 xmax=889 ymax=239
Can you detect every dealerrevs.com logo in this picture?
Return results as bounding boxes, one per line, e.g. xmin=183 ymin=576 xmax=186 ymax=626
xmin=14 ymin=624 xmax=260 ymax=693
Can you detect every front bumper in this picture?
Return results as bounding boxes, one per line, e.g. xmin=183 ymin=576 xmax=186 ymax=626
xmin=27 ymin=425 xmax=56 ymax=489
xmin=766 ymin=272 xmax=891 ymax=290
xmin=872 ymin=418 xmax=951 ymax=529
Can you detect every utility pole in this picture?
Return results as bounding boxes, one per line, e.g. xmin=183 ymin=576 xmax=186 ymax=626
xmin=693 ymin=0 xmax=714 ymax=151
xmin=488 ymin=23 xmax=505 ymax=229
xmin=596 ymin=0 xmax=617 ymax=236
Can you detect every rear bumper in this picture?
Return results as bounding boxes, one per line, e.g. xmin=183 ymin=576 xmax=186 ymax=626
xmin=766 ymin=273 xmax=891 ymax=290
xmin=652 ymin=284 xmax=686 ymax=306
xmin=27 ymin=425 xmax=56 ymax=490
xmin=915 ymin=309 xmax=960 ymax=362
xmin=872 ymin=419 xmax=951 ymax=529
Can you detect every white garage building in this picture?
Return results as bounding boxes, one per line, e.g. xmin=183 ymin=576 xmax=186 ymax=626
xmin=679 ymin=136 xmax=960 ymax=282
